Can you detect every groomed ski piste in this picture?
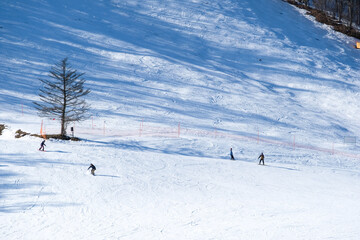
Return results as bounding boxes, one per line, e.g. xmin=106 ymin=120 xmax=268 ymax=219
xmin=1 ymin=0 xmax=360 ymax=239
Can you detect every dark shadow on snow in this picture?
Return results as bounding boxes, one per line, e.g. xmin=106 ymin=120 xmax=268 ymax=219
xmin=0 ymin=153 xmax=81 ymax=213
xmin=42 ymin=150 xmax=70 ymax=153
xmin=263 ymin=164 xmax=300 ymax=171
xmin=96 ymin=174 xmax=121 ymax=179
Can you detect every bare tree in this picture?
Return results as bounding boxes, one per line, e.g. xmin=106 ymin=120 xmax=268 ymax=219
xmin=357 ymin=0 xmax=360 ymax=25
xmin=299 ymin=0 xmax=310 ymax=6
xmin=314 ymin=0 xmax=328 ymax=11
xmin=34 ymin=58 xmax=90 ymax=137
xmin=336 ymin=0 xmax=344 ymax=21
xmin=347 ymin=0 xmax=355 ymax=29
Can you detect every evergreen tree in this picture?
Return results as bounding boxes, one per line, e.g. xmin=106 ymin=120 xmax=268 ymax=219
xmin=34 ymin=58 xmax=90 ymax=137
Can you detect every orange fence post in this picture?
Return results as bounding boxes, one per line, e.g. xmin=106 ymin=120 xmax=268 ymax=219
xmin=356 ymin=42 xmax=360 ymax=49
xmin=40 ymin=120 xmax=46 ymax=139
xmin=40 ymin=120 xmax=43 ymax=137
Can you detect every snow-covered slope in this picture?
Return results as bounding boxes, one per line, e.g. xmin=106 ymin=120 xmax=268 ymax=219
xmin=1 ymin=0 xmax=360 ymax=239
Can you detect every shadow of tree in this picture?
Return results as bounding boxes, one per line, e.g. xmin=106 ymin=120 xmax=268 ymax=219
xmin=0 ymin=154 xmax=81 ymax=213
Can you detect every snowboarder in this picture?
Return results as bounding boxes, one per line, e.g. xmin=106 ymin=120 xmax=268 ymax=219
xmin=230 ymin=148 xmax=235 ymax=160
xmin=258 ymin=152 xmax=265 ymax=165
xmin=88 ymin=163 xmax=96 ymax=176
xmin=39 ymin=140 xmax=46 ymax=151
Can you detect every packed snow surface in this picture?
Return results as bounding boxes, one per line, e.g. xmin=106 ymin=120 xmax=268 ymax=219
xmin=1 ymin=0 xmax=360 ymax=239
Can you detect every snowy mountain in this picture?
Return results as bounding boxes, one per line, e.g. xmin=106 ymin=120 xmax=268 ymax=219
xmin=1 ymin=0 xmax=360 ymax=239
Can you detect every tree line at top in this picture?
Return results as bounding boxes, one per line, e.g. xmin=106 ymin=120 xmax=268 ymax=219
xmin=294 ymin=0 xmax=360 ymax=29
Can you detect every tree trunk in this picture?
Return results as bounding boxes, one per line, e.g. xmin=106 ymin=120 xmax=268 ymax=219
xmin=338 ymin=0 xmax=343 ymax=21
xmin=348 ymin=0 xmax=354 ymax=30
xmin=61 ymin=115 xmax=66 ymax=136
xmin=333 ymin=0 xmax=338 ymax=18
xmin=356 ymin=0 xmax=360 ymax=25
xmin=61 ymin=60 xmax=67 ymax=136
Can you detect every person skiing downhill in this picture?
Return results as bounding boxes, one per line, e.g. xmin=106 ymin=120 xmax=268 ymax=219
xmin=258 ymin=152 xmax=265 ymax=165
xmin=39 ymin=140 xmax=46 ymax=151
xmin=88 ymin=163 xmax=96 ymax=176
xmin=230 ymin=148 xmax=235 ymax=160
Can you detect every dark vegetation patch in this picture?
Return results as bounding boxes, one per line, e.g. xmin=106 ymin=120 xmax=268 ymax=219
xmin=15 ymin=129 xmax=80 ymax=141
xmin=0 ymin=124 xmax=6 ymax=135
xmin=285 ymin=0 xmax=360 ymax=40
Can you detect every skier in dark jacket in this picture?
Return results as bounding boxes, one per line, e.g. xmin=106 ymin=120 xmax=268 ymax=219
xmin=39 ymin=140 xmax=46 ymax=151
xmin=230 ymin=148 xmax=235 ymax=160
xmin=258 ymin=152 xmax=265 ymax=165
xmin=88 ymin=163 xmax=96 ymax=176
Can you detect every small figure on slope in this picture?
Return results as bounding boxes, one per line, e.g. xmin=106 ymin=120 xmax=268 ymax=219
xmin=230 ymin=148 xmax=235 ymax=160
xmin=258 ymin=152 xmax=265 ymax=165
xmin=88 ymin=163 xmax=96 ymax=176
xmin=39 ymin=140 xmax=46 ymax=151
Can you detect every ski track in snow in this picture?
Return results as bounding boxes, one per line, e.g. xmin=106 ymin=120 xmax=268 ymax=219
xmin=1 ymin=134 xmax=360 ymax=239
